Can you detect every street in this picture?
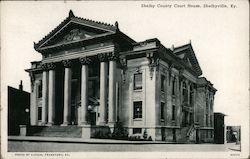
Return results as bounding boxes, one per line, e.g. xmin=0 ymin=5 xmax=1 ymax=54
xmin=8 ymin=141 xmax=239 ymax=152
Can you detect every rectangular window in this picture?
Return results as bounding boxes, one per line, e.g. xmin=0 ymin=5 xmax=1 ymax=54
xmin=38 ymin=107 xmax=42 ymax=121
xmin=134 ymin=73 xmax=142 ymax=90
xmin=161 ymin=102 xmax=165 ymax=120
xmin=133 ymin=128 xmax=142 ymax=134
xmin=38 ymin=80 xmax=42 ymax=98
xmin=161 ymin=75 xmax=165 ymax=92
xmin=173 ymin=129 xmax=176 ymax=142
xmin=206 ymin=114 xmax=209 ymax=126
xmin=172 ymin=78 xmax=176 ymax=95
xmin=172 ymin=105 xmax=176 ymax=120
xmin=133 ymin=101 xmax=142 ymax=119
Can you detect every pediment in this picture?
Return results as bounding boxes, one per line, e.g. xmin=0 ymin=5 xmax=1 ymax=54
xmin=34 ymin=11 xmax=117 ymax=51
xmin=46 ymin=27 xmax=101 ymax=46
xmin=39 ymin=22 xmax=113 ymax=49
xmin=174 ymin=44 xmax=202 ymax=76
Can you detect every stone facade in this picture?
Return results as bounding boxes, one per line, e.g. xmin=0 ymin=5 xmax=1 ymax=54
xmin=25 ymin=10 xmax=216 ymax=142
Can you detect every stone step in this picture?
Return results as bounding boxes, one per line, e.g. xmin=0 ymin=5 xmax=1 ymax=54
xmin=27 ymin=125 xmax=82 ymax=138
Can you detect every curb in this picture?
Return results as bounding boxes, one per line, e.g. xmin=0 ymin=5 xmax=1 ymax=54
xmin=8 ymin=136 xmax=182 ymax=144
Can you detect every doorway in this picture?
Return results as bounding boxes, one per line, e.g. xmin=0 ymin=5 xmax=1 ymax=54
xmin=90 ymin=112 xmax=96 ymax=125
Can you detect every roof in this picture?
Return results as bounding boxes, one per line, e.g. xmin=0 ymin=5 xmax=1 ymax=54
xmin=173 ymin=43 xmax=202 ymax=76
xmin=214 ymin=112 xmax=227 ymax=116
xmin=34 ymin=10 xmax=135 ymax=51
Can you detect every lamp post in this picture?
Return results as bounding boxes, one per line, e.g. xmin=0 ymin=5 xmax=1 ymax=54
xmin=25 ymin=108 xmax=30 ymax=126
xmin=87 ymin=105 xmax=92 ymax=124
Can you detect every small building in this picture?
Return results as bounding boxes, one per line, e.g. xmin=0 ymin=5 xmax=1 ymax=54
xmin=8 ymin=81 xmax=30 ymax=135
xmin=25 ymin=10 xmax=217 ymax=142
xmin=214 ymin=112 xmax=226 ymax=144
xmin=226 ymin=126 xmax=241 ymax=143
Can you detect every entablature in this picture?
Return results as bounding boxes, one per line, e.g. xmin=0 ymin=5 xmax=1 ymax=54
xmin=41 ymin=44 xmax=115 ymax=64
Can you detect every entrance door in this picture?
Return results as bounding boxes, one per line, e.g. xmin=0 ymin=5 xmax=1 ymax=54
xmin=71 ymin=80 xmax=78 ymax=125
xmin=161 ymin=127 xmax=166 ymax=141
xmin=196 ymin=129 xmax=200 ymax=143
xmin=90 ymin=112 xmax=96 ymax=125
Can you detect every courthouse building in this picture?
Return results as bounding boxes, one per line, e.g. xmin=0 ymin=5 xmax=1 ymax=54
xmin=25 ymin=10 xmax=216 ymax=142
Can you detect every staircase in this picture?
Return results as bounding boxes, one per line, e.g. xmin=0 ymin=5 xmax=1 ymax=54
xmin=27 ymin=125 xmax=82 ymax=138
xmin=179 ymin=124 xmax=196 ymax=143
xmin=186 ymin=124 xmax=196 ymax=143
xmin=179 ymin=126 xmax=189 ymax=143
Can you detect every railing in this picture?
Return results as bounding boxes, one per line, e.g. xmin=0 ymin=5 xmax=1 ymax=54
xmin=186 ymin=124 xmax=195 ymax=137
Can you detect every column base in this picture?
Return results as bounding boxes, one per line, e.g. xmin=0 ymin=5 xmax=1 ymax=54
xmin=99 ymin=121 xmax=107 ymax=126
xmin=40 ymin=122 xmax=47 ymax=126
xmin=79 ymin=122 xmax=89 ymax=126
xmin=46 ymin=122 xmax=54 ymax=126
xmin=61 ymin=122 xmax=70 ymax=126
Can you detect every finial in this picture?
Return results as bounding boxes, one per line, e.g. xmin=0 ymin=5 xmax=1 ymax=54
xmin=115 ymin=21 xmax=119 ymax=30
xmin=69 ymin=10 xmax=75 ymax=18
xmin=171 ymin=44 xmax=175 ymax=51
xmin=19 ymin=80 xmax=23 ymax=91
xmin=189 ymin=39 xmax=192 ymax=44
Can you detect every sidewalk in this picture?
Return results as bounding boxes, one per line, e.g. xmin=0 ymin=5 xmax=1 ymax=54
xmin=226 ymin=142 xmax=241 ymax=151
xmin=8 ymin=136 xmax=177 ymax=144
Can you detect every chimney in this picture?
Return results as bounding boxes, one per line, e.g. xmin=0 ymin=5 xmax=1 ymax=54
xmin=19 ymin=80 xmax=23 ymax=91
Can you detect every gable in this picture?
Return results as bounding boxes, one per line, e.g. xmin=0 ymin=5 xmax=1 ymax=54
xmin=174 ymin=44 xmax=202 ymax=76
xmin=34 ymin=10 xmax=117 ymax=51
xmin=42 ymin=23 xmax=108 ymax=47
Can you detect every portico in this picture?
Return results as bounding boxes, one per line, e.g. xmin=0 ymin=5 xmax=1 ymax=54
xmin=38 ymin=53 xmax=118 ymax=127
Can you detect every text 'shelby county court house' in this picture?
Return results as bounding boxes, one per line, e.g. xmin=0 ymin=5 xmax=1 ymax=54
xmin=26 ymin=11 xmax=217 ymax=143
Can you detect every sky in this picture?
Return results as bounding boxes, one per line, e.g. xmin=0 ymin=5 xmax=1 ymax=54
xmin=1 ymin=1 xmax=249 ymax=129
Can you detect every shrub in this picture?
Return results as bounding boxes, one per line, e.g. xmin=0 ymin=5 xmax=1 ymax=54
xmin=112 ymin=122 xmax=128 ymax=140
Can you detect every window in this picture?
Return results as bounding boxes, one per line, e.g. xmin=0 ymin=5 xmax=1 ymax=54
xmin=161 ymin=102 xmax=165 ymax=120
xmin=161 ymin=75 xmax=165 ymax=92
xmin=172 ymin=78 xmax=176 ymax=95
xmin=206 ymin=114 xmax=209 ymax=126
xmin=133 ymin=128 xmax=142 ymax=134
xmin=189 ymin=85 xmax=194 ymax=104
xmin=38 ymin=107 xmax=42 ymax=121
xmin=210 ymin=115 xmax=213 ymax=126
xmin=182 ymin=82 xmax=188 ymax=102
xmin=190 ymin=113 xmax=193 ymax=124
xmin=133 ymin=101 xmax=142 ymax=119
xmin=37 ymin=80 xmax=42 ymax=98
xmin=134 ymin=73 xmax=142 ymax=90
xmin=172 ymin=105 xmax=176 ymax=120
xmin=173 ymin=129 xmax=176 ymax=142
xmin=206 ymin=100 xmax=209 ymax=111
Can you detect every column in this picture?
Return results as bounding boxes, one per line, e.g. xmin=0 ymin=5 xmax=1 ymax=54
xmin=108 ymin=60 xmax=116 ymax=124
xmin=79 ymin=57 xmax=91 ymax=125
xmin=47 ymin=63 xmax=56 ymax=125
xmin=176 ymin=76 xmax=181 ymax=126
xmin=99 ymin=53 xmax=108 ymax=125
xmin=41 ymin=65 xmax=48 ymax=125
xmin=62 ymin=60 xmax=72 ymax=126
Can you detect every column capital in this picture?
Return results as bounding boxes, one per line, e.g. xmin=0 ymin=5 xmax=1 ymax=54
xmin=107 ymin=52 xmax=117 ymax=61
xmin=47 ymin=63 xmax=56 ymax=70
xmin=79 ymin=57 xmax=91 ymax=65
xmin=41 ymin=63 xmax=48 ymax=71
xmin=98 ymin=53 xmax=108 ymax=62
xmin=62 ymin=60 xmax=72 ymax=68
